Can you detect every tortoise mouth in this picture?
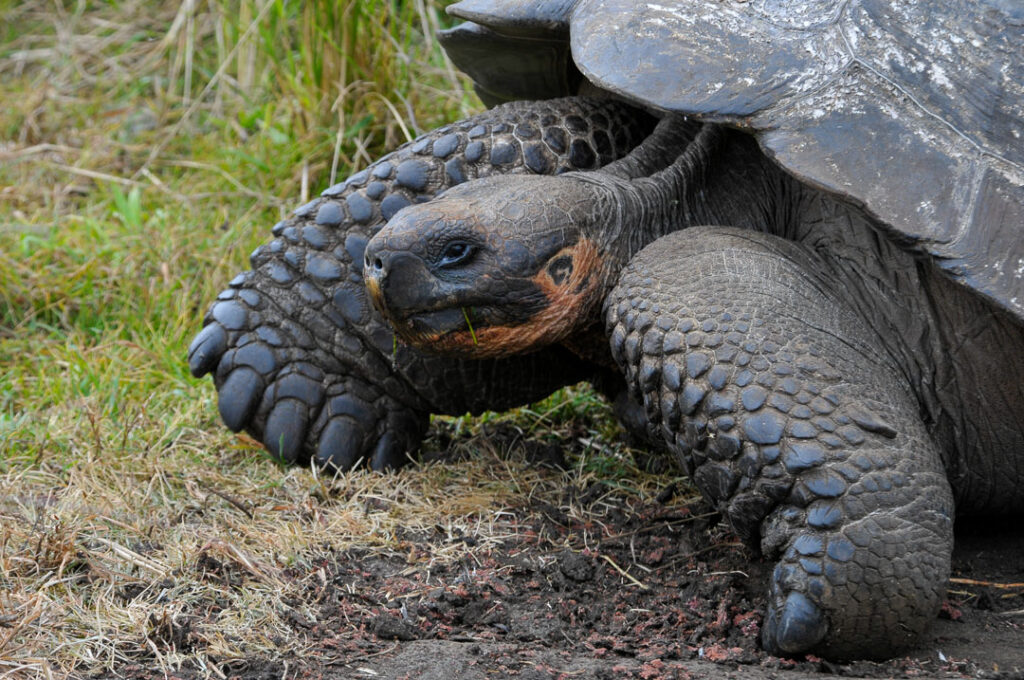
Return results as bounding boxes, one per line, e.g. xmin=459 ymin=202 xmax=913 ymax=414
xmin=384 ymin=304 xmax=526 ymax=359
xmin=366 ymin=273 xmax=488 ymax=347
xmin=404 ymin=307 xmax=471 ymax=341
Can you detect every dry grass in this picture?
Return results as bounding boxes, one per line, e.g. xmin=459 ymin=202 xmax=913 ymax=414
xmin=0 ymin=2 xmax=685 ymax=676
xmin=0 ymin=417 xmax=671 ymax=675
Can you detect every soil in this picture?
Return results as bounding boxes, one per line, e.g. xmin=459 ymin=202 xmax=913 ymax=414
xmin=106 ymin=434 xmax=1024 ymax=680
xmin=268 ymin=514 xmax=1023 ymax=680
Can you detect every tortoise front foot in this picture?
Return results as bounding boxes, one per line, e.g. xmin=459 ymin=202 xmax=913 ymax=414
xmin=606 ymin=227 xmax=955 ymax=659
xmin=760 ymin=483 xmax=952 ymax=657
xmin=189 ymin=273 xmax=427 ymax=470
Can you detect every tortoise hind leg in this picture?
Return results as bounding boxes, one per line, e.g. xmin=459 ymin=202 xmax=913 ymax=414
xmin=605 ymin=226 xmax=954 ymax=659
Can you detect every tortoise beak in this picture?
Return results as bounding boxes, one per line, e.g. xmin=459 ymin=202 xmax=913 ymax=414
xmin=364 ymin=249 xmax=429 ymax=317
xmin=363 ymin=246 xmax=468 ymax=340
xmin=364 ymin=270 xmax=386 ymax=316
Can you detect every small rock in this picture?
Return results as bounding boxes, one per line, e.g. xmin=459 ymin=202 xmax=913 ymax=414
xmin=373 ymin=613 xmax=417 ymax=641
xmin=558 ymin=550 xmax=594 ymax=582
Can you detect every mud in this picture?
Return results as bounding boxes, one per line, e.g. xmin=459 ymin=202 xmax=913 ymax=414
xmin=292 ymin=512 xmax=1023 ymax=679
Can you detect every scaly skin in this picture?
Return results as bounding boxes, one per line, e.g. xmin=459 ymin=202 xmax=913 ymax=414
xmin=606 ymin=228 xmax=954 ymax=658
xmin=189 ymin=97 xmax=655 ymax=469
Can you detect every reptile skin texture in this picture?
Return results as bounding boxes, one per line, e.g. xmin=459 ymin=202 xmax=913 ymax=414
xmin=606 ymin=227 xmax=954 ymax=658
xmin=189 ymin=97 xmax=654 ymax=469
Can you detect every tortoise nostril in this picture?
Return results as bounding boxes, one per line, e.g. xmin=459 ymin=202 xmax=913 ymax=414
xmin=373 ymin=257 xmax=384 ymax=271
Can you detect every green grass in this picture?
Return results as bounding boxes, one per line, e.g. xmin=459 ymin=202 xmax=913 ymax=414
xmin=0 ymin=0 xmax=473 ymax=463
xmin=0 ymin=1 xmax=685 ymax=675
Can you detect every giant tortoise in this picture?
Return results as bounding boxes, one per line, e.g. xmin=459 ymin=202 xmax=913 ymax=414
xmin=358 ymin=0 xmax=1024 ymax=661
xmin=189 ymin=0 xmax=1024 ymax=661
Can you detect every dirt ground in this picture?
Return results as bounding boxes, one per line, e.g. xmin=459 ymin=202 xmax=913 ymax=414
xmin=83 ymin=421 xmax=1019 ymax=680
xmin=99 ymin=427 xmax=1024 ymax=680
xmin=286 ymin=517 xmax=1024 ymax=680
xmin=105 ymin=511 xmax=1024 ymax=680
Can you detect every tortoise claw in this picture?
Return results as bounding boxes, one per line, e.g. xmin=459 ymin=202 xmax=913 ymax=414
xmin=217 ymin=367 xmax=263 ymax=432
xmin=315 ymin=416 xmax=366 ymax=471
xmin=370 ymin=408 xmax=427 ymax=471
xmin=188 ymin=323 xmax=227 ymax=377
xmin=264 ymin=399 xmax=309 ymax=464
xmin=370 ymin=431 xmax=402 ymax=472
xmin=762 ymin=591 xmax=828 ymax=656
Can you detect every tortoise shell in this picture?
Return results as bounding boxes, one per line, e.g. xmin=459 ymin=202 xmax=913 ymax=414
xmin=440 ymin=0 xmax=1024 ymax=318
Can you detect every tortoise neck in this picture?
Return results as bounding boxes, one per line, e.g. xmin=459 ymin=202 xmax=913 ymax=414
xmin=579 ymin=121 xmax=725 ymax=267
xmin=624 ymin=123 xmax=724 ymax=256
xmin=602 ymin=115 xmax=706 ymax=181
xmin=556 ymin=120 xmax=778 ymax=346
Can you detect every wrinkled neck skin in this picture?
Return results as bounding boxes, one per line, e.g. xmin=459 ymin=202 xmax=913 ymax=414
xmin=562 ymin=119 xmax=789 ymax=363
xmin=584 ymin=117 xmax=789 ymax=287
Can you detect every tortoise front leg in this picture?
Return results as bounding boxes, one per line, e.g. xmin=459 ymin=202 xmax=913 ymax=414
xmin=605 ymin=226 xmax=954 ymax=659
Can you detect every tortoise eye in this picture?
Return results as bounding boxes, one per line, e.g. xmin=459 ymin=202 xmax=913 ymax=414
xmin=438 ymin=242 xmax=473 ymax=267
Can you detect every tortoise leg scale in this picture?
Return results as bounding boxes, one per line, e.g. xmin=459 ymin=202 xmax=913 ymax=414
xmin=606 ymin=226 xmax=954 ymax=658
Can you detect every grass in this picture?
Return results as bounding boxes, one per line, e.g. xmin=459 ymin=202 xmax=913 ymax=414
xmin=0 ymin=1 xmax=686 ymax=676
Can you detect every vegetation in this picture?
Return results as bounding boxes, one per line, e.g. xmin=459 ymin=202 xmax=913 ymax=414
xmin=0 ymin=2 xmax=683 ymax=675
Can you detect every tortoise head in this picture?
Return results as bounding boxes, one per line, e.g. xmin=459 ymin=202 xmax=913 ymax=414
xmin=364 ymin=174 xmax=614 ymax=358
